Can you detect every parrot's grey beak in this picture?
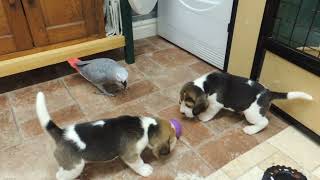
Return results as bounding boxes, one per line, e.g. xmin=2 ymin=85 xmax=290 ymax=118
xmin=122 ymin=81 xmax=127 ymax=89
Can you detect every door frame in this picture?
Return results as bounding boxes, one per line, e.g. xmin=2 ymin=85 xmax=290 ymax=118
xmin=250 ymin=0 xmax=320 ymax=143
xmin=223 ymin=0 xmax=239 ymax=72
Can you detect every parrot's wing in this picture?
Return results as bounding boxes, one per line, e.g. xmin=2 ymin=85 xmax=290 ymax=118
xmin=76 ymin=58 xmax=126 ymax=84
xmin=79 ymin=62 xmax=114 ymax=84
xmin=75 ymin=61 xmax=91 ymax=67
xmin=76 ymin=58 xmax=116 ymax=66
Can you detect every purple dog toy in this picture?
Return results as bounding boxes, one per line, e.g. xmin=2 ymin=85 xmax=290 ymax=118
xmin=169 ymin=118 xmax=182 ymax=138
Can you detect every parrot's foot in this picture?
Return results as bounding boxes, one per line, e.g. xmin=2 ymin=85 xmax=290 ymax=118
xmin=95 ymin=91 xmax=115 ymax=97
xmin=94 ymin=84 xmax=115 ymax=96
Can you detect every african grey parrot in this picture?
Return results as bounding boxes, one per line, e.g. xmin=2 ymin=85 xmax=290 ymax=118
xmin=67 ymin=58 xmax=128 ymax=96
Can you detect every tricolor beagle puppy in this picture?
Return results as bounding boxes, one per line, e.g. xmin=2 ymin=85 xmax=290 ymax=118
xmin=179 ymin=72 xmax=313 ymax=135
xmin=36 ymin=92 xmax=178 ymax=179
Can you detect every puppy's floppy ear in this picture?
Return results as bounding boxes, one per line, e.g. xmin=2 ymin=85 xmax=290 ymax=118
xmin=148 ymin=123 xmax=159 ymax=139
xmin=180 ymin=82 xmax=193 ymax=103
xmin=192 ymin=94 xmax=209 ymax=116
xmin=179 ymin=89 xmax=186 ymax=104
xmin=147 ymin=118 xmax=176 ymax=158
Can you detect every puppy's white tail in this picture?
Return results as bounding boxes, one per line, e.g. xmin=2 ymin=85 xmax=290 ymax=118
xmin=36 ymin=92 xmax=51 ymax=127
xmin=287 ymin=92 xmax=313 ymax=100
xmin=270 ymin=91 xmax=313 ymax=101
xmin=36 ymin=92 xmax=62 ymax=141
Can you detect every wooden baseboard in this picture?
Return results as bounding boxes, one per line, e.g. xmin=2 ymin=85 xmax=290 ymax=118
xmin=0 ymin=35 xmax=125 ymax=77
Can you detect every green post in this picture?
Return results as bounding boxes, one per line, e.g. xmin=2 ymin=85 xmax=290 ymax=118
xmin=120 ymin=0 xmax=135 ymax=64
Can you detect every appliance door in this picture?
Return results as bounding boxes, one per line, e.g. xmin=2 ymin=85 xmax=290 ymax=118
xmin=158 ymin=0 xmax=234 ymax=69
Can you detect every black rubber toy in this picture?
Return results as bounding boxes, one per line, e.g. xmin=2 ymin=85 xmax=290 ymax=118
xmin=262 ymin=165 xmax=307 ymax=180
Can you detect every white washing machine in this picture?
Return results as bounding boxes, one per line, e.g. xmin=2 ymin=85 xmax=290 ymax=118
xmin=158 ymin=0 xmax=234 ymax=69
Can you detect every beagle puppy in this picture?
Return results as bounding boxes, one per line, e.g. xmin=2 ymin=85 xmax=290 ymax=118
xmin=179 ymin=72 xmax=313 ymax=135
xmin=36 ymin=92 xmax=177 ymax=179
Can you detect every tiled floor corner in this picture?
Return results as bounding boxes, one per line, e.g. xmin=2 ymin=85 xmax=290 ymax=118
xmin=0 ymin=36 xmax=312 ymax=180
xmin=211 ymin=126 xmax=320 ymax=180
xmin=267 ymin=127 xmax=320 ymax=171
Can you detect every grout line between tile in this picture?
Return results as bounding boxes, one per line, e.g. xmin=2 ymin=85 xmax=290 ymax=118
xmin=152 ymin=102 xmax=177 ymax=115
xmin=135 ymin=45 xmax=165 ymax=58
xmin=60 ymin=79 xmax=89 ymax=121
xmin=2 ymin=133 xmax=51 ymax=152
xmin=125 ymin=63 xmax=149 ymax=83
xmin=2 ymin=92 xmax=24 ymax=151
xmin=194 ymin=137 xmax=216 ymax=150
xmin=133 ymin=55 xmax=166 ymax=83
xmin=101 ymin=72 xmax=186 ymax=115
xmin=178 ymin=136 xmax=216 ymax=172
xmin=143 ymin=38 xmax=164 ymax=51
xmin=191 ymin=145 xmax=216 ymax=171
xmin=87 ymin=80 xmax=161 ymax=118
xmin=83 ymin=80 xmax=178 ymax=119
xmin=191 ymin=122 xmax=281 ymax=177
xmin=194 ymin=121 xmax=245 ymax=151
xmin=269 ymin=141 xmax=316 ymax=173
xmin=312 ymin=164 xmax=320 ymax=173
xmin=220 ymin=142 xmax=279 ymax=179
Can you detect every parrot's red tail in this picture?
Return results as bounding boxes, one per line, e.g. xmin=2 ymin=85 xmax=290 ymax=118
xmin=67 ymin=58 xmax=81 ymax=71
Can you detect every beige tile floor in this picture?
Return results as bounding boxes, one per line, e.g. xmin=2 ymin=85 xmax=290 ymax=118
xmin=0 ymin=36 xmax=317 ymax=180
xmin=206 ymin=126 xmax=320 ymax=180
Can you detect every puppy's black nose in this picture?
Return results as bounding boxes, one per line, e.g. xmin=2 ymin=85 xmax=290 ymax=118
xmin=159 ymin=147 xmax=170 ymax=156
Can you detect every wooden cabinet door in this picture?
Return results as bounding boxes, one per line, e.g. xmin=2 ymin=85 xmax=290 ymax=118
xmin=0 ymin=0 xmax=33 ymax=55
xmin=21 ymin=0 xmax=105 ymax=47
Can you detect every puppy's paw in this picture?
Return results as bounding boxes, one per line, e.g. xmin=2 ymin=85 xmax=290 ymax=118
xmin=243 ymin=126 xmax=259 ymax=135
xmin=179 ymin=106 xmax=184 ymax=113
xmin=198 ymin=113 xmax=212 ymax=122
xmin=56 ymin=168 xmax=67 ymax=180
xmin=137 ymin=164 xmax=153 ymax=177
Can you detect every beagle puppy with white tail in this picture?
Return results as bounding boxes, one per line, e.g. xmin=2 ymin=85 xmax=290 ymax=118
xmin=36 ymin=92 xmax=179 ymax=179
xmin=179 ymin=72 xmax=313 ymax=135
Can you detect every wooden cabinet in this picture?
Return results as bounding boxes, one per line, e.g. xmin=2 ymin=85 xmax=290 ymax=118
xmin=0 ymin=0 xmax=133 ymax=78
xmin=21 ymin=0 xmax=104 ymax=46
xmin=0 ymin=0 xmax=105 ymax=55
xmin=0 ymin=0 xmax=33 ymax=55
